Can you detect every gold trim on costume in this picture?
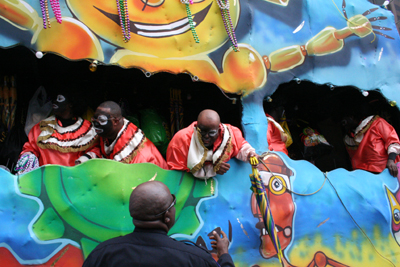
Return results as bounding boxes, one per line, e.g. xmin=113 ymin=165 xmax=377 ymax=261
xmin=344 ymin=115 xmax=379 ymax=151
xmin=190 ymin=129 xmax=209 ymax=174
xmin=214 ymin=129 xmax=232 ymax=172
xmin=120 ymin=136 xmax=146 ymax=164
xmin=37 ymin=116 xmax=98 ymax=152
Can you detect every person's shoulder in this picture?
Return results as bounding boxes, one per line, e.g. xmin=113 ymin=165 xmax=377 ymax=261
xmin=172 ymin=122 xmax=196 ymax=139
xmin=373 ymin=116 xmax=394 ymax=128
xmin=224 ymin=124 xmax=245 ymax=137
xmin=223 ymin=123 xmax=239 ymax=131
xmin=83 ymin=235 xmax=133 ymax=267
xmin=30 ymin=121 xmax=42 ymax=131
xmin=87 ymin=234 xmax=140 ymax=264
xmin=80 ymin=117 xmax=95 ymax=128
xmin=124 ymin=119 xmax=138 ymax=130
xmin=91 ymin=235 xmax=128 ymax=251
xmin=375 ymin=116 xmax=390 ymax=124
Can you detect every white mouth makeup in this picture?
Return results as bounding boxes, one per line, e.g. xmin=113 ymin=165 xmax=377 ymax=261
xmin=94 ymin=127 xmax=104 ymax=134
xmin=56 ymin=95 xmax=66 ymax=102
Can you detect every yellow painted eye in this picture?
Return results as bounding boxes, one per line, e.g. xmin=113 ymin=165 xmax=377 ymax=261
xmin=268 ymin=175 xmax=287 ymax=195
xmin=386 ymin=187 xmax=400 ymax=225
xmin=141 ymin=0 xmax=165 ymax=8
xmin=394 ymin=209 xmax=400 ymax=224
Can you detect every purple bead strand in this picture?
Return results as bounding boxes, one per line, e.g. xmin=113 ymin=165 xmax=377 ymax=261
xmin=40 ymin=0 xmax=47 ymax=29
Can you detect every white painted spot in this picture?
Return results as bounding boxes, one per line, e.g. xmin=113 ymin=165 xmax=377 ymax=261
xmin=293 ymin=21 xmax=305 ymax=34
xmin=249 ymin=53 xmax=255 ymax=62
xmin=390 ymin=194 xmax=397 ymax=206
xmin=378 ymin=47 xmax=384 ymax=61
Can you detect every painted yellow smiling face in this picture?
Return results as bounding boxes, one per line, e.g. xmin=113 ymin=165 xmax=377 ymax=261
xmin=66 ymin=0 xmax=240 ymax=58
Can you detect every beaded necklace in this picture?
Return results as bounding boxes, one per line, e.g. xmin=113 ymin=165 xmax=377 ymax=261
xmin=40 ymin=0 xmax=62 ymax=29
xmin=181 ymin=0 xmax=199 ymax=43
xmin=217 ymin=0 xmax=239 ymax=52
xmin=117 ymin=0 xmax=131 ymax=42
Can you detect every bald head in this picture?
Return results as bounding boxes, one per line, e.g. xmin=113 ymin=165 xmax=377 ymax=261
xmin=129 ymin=181 xmax=173 ymax=221
xmin=197 ymin=109 xmax=221 ymax=149
xmin=197 ymin=109 xmax=220 ymax=126
xmin=98 ymin=101 xmax=122 ymax=118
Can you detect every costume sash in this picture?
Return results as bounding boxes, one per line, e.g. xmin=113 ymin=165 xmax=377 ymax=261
xmin=266 ymin=117 xmax=285 ymax=133
xmin=266 ymin=116 xmax=287 ymax=142
xmin=103 ymin=119 xmax=145 ymax=163
xmin=37 ymin=115 xmax=98 ymax=152
xmin=344 ymin=115 xmax=377 ymax=149
xmin=188 ymin=124 xmax=232 ymax=174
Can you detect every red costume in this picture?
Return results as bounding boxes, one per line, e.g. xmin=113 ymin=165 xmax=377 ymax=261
xmin=266 ymin=115 xmax=288 ymax=155
xmin=345 ymin=115 xmax=400 ymax=173
xmin=21 ymin=116 xmax=100 ymax=166
xmin=167 ymin=122 xmax=255 ymax=178
xmin=99 ymin=119 xmax=167 ymax=169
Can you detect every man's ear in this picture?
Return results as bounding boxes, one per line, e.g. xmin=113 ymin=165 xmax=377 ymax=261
xmin=112 ymin=118 xmax=120 ymax=126
xmin=164 ymin=210 xmax=174 ymax=225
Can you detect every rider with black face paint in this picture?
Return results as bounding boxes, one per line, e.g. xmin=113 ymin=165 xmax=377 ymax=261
xmin=16 ymin=88 xmax=101 ymax=174
xmin=52 ymin=94 xmax=68 ymax=114
xmin=91 ymin=114 xmax=117 ymax=140
xmin=88 ymin=101 xmax=168 ymax=169
xmin=52 ymin=94 xmax=77 ymax=127
xmin=167 ymin=109 xmax=257 ymax=179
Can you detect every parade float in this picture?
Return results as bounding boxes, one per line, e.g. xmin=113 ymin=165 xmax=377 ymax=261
xmin=1 ymin=0 xmax=400 ymax=266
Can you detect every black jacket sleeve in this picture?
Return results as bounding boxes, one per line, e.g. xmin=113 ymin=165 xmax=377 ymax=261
xmin=217 ymin=253 xmax=235 ymax=267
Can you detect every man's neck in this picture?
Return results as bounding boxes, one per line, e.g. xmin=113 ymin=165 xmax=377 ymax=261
xmin=56 ymin=116 xmax=77 ymax=127
xmin=106 ymin=135 xmax=117 ymax=144
xmin=132 ymin=219 xmax=169 ymax=233
xmin=106 ymin=122 xmax=124 ymax=143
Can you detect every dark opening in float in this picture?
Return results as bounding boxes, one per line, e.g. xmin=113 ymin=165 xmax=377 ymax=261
xmin=265 ymin=80 xmax=400 ymax=172
xmin=0 ymin=46 xmax=242 ymax=172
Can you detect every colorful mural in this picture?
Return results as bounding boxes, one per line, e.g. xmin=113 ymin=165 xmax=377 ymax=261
xmin=1 ymin=156 xmax=400 ymax=266
xmin=1 ymin=0 xmax=400 ymax=150
xmin=0 ymin=160 xmax=213 ymax=265
xmin=2 ymin=0 xmax=400 ymax=266
xmin=1 ymin=0 xmax=400 ymax=97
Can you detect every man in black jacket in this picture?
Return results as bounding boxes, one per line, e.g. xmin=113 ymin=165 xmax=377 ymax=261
xmin=83 ymin=180 xmax=235 ymax=267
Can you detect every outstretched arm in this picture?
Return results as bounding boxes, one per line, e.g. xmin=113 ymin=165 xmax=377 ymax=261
xmin=209 ymin=230 xmax=235 ymax=267
xmin=266 ymin=5 xmax=392 ymax=74
xmin=377 ymin=119 xmax=400 ymax=177
xmin=387 ymin=154 xmax=398 ymax=177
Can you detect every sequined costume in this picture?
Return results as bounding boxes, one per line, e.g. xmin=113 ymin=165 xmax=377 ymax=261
xmin=20 ymin=115 xmax=100 ymax=168
xmin=344 ymin=115 xmax=400 ymax=173
xmin=99 ymin=119 xmax=167 ymax=169
xmin=266 ymin=114 xmax=288 ymax=155
xmin=167 ymin=122 xmax=255 ymax=179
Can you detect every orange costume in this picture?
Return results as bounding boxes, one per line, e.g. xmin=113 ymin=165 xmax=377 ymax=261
xmin=266 ymin=114 xmax=288 ymax=155
xmin=20 ymin=116 xmax=100 ymax=166
xmin=99 ymin=119 xmax=167 ymax=169
xmin=344 ymin=115 xmax=400 ymax=173
xmin=167 ymin=122 xmax=255 ymax=179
